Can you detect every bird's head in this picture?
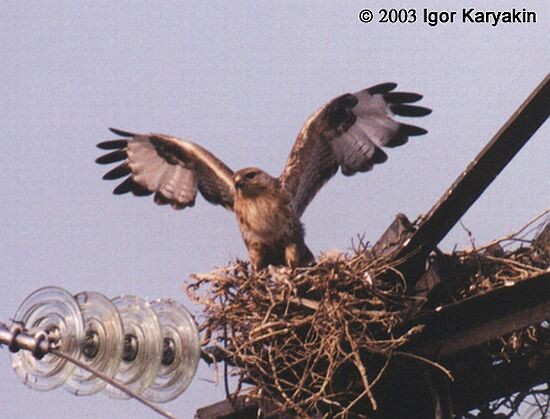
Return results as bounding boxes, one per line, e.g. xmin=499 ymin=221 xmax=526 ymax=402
xmin=233 ymin=167 xmax=276 ymax=197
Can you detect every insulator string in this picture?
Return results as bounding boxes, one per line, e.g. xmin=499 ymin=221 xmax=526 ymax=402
xmin=2 ymin=289 xmax=200 ymax=417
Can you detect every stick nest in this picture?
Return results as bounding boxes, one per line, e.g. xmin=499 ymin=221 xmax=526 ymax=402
xmin=187 ymin=212 xmax=549 ymax=418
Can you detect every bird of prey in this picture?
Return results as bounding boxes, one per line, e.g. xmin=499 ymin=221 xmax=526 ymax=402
xmin=96 ymin=83 xmax=430 ymax=270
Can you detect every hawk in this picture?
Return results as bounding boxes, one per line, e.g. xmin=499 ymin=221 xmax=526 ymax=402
xmin=96 ymin=83 xmax=430 ymax=270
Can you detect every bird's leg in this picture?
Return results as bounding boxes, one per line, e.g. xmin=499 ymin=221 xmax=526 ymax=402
xmin=284 ymin=242 xmax=301 ymax=269
xmin=248 ymin=242 xmax=269 ymax=271
xmin=285 ymin=241 xmax=314 ymax=268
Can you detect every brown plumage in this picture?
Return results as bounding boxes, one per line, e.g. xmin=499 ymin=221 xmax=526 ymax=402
xmin=96 ymin=82 xmax=431 ymax=270
xmin=232 ymin=167 xmax=314 ymax=269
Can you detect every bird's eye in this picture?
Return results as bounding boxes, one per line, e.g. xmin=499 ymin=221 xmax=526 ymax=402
xmin=245 ymin=172 xmax=257 ymax=180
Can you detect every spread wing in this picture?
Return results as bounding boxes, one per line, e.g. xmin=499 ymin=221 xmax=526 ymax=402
xmin=280 ymin=83 xmax=431 ymax=218
xmin=96 ymin=128 xmax=235 ymax=210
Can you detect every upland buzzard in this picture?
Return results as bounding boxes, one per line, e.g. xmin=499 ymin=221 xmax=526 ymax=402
xmin=97 ymin=83 xmax=430 ymax=269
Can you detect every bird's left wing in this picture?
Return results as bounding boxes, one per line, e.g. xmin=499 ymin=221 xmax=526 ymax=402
xmin=279 ymin=83 xmax=431 ymax=218
xmin=96 ymin=128 xmax=235 ymax=210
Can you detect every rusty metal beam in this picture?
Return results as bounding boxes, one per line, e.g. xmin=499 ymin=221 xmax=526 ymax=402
xmin=195 ymin=396 xmax=281 ymax=419
xmin=397 ymin=74 xmax=550 ymax=285
xmin=406 ymin=271 xmax=550 ymax=358
xmin=396 ymin=272 xmax=550 ymax=414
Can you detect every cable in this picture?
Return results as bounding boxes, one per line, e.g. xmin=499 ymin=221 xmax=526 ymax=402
xmin=51 ymin=348 xmax=177 ymax=419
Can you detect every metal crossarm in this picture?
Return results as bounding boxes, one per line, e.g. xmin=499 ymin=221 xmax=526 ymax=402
xmin=397 ymin=74 xmax=550 ymax=286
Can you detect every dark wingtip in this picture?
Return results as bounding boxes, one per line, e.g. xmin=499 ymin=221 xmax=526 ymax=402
xmin=367 ymin=82 xmax=398 ymax=95
xmin=95 ymin=149 xmax=127 ymax=165
xmin=385 ymin=124 xmax=428 ymax=148
xmin=109 ymin=127 xmax=135 ymax=137
xmin=390 ymin=104 xmax=432 ymax=117
xmin=399 ymin=123 xmax=428 ymax=136
xmin=113 ymin=178 xmax=152 ymax=196
xmin=113 ymin=177 xmax=134 ymax=195
xmin=371 ymin=147 xmax=388 ymax=164
xmin=385 ymin=135 xmax=409 ymax=148
xmin=384 ymin=92 xmax=423 ymax=104
xmin=97 ymin=140 xmax=127 ymax=150
xmin=103 ymin=163 xmax=131 ymax=180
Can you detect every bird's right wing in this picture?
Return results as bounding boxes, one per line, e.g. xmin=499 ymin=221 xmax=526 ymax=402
xmin=280 ymin=83 xmax=431 ymax=218
xmin=96 ymin=128 xmax=236 ymax=210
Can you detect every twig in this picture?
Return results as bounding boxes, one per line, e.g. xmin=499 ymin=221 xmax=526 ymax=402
xmin=466 ymin=209 xmax=549 ymax=253
xmin=393 ymin=351 xmax=453 ymax=382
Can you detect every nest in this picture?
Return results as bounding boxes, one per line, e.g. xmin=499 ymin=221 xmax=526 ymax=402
xmin=187 ymin=211 xmax=549 ymax=418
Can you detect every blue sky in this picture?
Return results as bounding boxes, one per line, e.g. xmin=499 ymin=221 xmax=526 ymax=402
xmin=0 ymin=2 xmax=548 ymax=418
